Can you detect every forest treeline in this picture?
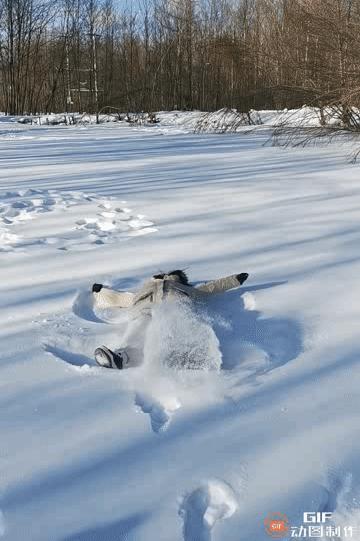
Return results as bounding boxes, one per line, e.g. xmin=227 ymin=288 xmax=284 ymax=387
xmin=1 ymin=0 xmax=360 ymax=116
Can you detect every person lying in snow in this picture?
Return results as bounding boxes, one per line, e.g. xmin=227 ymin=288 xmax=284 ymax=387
xmin=92 ymin=270 xmax=249 ymax=369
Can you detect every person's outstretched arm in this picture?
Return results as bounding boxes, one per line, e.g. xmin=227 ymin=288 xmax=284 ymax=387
xmin=195 ymin=273 xmax=248 ymax=295
xmin=92 ymin=283 xmax=135 ymax=308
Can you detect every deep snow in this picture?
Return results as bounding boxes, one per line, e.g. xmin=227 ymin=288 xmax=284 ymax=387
xmin=1 ymin=116 xmax=360 ymax=541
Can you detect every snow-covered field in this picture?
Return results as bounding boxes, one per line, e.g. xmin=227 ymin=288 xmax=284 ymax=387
xmin=1 ymin=116 xmax=360 ymax=541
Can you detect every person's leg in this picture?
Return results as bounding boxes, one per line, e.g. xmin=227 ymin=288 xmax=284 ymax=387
xmin=121 ymin=311 xmax=150 ymax=365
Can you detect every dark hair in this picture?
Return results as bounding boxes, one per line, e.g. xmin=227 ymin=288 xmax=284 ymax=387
xmin=169 ymin=269 xmax=189 ymax=285
xmin=153 ymin=273 xmax=165 ymax=280
xmin=153 ymin=269 xmax=189 ymax=285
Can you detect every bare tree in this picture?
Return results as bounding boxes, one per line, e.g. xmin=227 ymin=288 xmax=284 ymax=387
xmin=1 ymin=0 xmax=360 ymax=120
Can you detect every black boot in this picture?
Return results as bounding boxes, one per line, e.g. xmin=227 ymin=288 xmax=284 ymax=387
xmin=94 ymin=346 xmax=128 ymax=369
xmin=236 ymin=273 xmax=249 ymax=285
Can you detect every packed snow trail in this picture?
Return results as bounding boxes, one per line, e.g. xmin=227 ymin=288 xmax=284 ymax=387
xmin=1 ymin=119 xmax=360 ymax=541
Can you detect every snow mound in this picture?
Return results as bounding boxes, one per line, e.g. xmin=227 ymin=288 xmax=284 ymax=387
xmin=157 ymin=106 xmax=333 ymax=133
xmin=13 ymin=106 xmax=344 ymax=137
xmin=195 ymin=108 xmax=262 ymax=133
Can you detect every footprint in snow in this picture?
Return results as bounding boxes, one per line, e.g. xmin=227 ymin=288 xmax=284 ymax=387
xmin=0 ymin=188 xmax=96 ymax=248
xmin=179 ymin=479 xmax=238 ymax=541
xmin=0 ymin=188 xmax=74 ymax=226
xmin=0 ymin=189 xmax=158 ymax=251
xmin=135 ymin=392 xmax=181 ymax=433
xmin=75 ymin=202 xmax=157 ymax=244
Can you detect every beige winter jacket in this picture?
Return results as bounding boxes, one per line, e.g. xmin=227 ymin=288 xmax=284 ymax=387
xmin=93 ymin=273 xmax=244 ymax=314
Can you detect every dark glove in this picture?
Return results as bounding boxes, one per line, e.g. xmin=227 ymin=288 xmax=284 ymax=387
xmin=92 ymin=283 xmax=103 ymax=293
xmin=236 ymin=273 xmax=249 ymax=285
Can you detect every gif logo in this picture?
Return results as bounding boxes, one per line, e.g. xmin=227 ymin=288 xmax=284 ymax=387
xmin=304 ymin=512 xmax=333 ymax=523
xmin=264 ymin=513 xmax=290 ymax=538
xmin=264 ymin=512 xmax=333 ymax=537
